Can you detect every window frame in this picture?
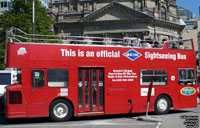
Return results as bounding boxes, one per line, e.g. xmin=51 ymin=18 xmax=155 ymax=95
xmin=160 ymin=6 xmax=167 ymax=20
xmin=32 ymin=70 xmax=45 ymax=88
xmin=178 ymin=68 xmax=196 ymax=85
xmin=47 ymin=68 xmax=69 ymax=88
xmin=140 ymin=69 xmax=168 ymax=86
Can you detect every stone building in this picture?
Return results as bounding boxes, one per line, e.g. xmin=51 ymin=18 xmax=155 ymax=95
xmin=177 ymin=6 xmax=200 ymax=69
xmin=49 ymin=0 xmax=184 ymax=42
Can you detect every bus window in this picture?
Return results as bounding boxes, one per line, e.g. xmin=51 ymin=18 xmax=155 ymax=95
xmin=179 ymin=69 xmax=196 ymax=85
xmin=93 ymin=70 xmax=97 ymax=107
xmin=47 ymin=69 xmax=69 ymax=87
xmin=78 ymin=70 xmax=82 ymax=108
xmin=99 ymin=69 xmax=104 ymax=107
xmin=140 ymin=70 xmax=168 ymax=86
xmin=0 ymin=73 xmax=11 ymax=85
xmin=32 ymin=70 xmax=44 ymax=88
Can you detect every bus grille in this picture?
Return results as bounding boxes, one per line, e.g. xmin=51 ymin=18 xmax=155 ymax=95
xmin=9 ymin=91 xmax=22 ymax=104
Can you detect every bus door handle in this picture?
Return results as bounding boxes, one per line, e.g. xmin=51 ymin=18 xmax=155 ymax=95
xmin=32 ymin=88 xmax=36 ymax=92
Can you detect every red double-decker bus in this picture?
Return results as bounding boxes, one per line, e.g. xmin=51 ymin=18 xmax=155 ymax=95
xmin=4 ymin=28 xmax=197 ymax=121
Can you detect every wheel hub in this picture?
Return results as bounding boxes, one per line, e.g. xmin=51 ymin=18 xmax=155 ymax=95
xmin=53 ymin=103 xmax=68 ymax=118
xmin=57 ymin=107 xmax=64 ymax=113
xmin=157 ymin=99 xmax=168 ymax=112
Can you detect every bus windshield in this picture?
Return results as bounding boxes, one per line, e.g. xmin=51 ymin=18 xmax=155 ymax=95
xmin=0 ymin=73 xmax=11 ymax=85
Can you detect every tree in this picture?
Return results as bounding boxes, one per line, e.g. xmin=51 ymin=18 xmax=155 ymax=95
xmin=0 ymin=0 xmax=55 ymax=69
xmin=0 ymin=31 xmax=6 ymax=69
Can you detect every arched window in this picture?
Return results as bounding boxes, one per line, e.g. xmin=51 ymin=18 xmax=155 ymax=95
xmin=161 ymin=6 xmax=167 ymax=20
xmin=138 ymin=0 xmax=143 ymax=9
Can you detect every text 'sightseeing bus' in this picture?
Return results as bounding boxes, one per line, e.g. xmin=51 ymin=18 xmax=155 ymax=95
xmin=3 ymin=28 xmax=197 ymax=121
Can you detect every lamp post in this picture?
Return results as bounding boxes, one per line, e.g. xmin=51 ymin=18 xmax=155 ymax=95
xmin=32 ymin=0 xmax=35 ymax=35
xmin=153 ymin=8 xmax=156 ymax=41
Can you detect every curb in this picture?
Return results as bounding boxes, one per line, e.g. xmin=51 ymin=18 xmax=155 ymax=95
xmin=137 ymin=116 xmax=164 ymax=122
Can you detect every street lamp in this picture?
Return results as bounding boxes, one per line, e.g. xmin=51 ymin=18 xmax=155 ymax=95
xmin=153 ymin=8 xmax=156 ymax=41
xmin=32 ymin=0 xmax=35 ymax=35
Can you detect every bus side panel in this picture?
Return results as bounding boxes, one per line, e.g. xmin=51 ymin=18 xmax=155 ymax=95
xmin=173 ymin=88 xmax=197 ymax=109
xmin=7 ymin=43 xmax=30 ymax=68
xmin=167 ymin=68 xmax=197 ymax=110
xmin=104 ymin=67 xmax=142 ymax=115
xmin=104 ymin=87 xmax=135 ymax=114
xmin=6 ymin=84 xmax=26 ymax=118
xmin=6 ymin=43 xmax=15 ymax=68
xmin=67 ymin=67 xmax=79 ymax=117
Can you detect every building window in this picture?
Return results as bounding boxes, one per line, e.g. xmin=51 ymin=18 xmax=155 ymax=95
xmin=161 ymin=6 xmax=166 ymax=20
xmin=140 ymin=70 xmax=168 ymax=86
xmin=179 ymin=69 xmax=196 ymax=85
xmin=82 ymin=1 xmax=93 ymax=12
xmin=8 ymin=2 xmax=12 ymax=8
xmin=68 ymin=2 xmax=77 ymax=13
xmin=0 ymin=2 xmax=7 ymax=8
xmin=48 ymin=69 xmax=69 ymax=87
xmin=73 ymin=4 xmax=77 ymax=11
xmin=138 ymin=0 xmax=143 ymax=9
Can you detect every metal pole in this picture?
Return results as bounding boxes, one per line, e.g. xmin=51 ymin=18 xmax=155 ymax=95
xmin=32 ymin=0 xmax=35 ymax=35
xmin=146 ymin=102 xmax=150 ymax=117
xmin=146 ymin=81 xmax=153 ymax=117
xmin=153 ymin=8 xmax=156 ymax=41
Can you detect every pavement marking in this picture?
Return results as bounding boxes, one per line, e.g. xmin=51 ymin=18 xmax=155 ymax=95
xmin=155 ymin=122 xmax=162 ymax=128
xmin=87 ymin=120 xmax=117 ymax=125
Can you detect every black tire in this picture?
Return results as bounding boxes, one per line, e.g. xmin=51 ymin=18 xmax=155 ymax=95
xmin=154 ymin=95 xmax=171 ymax=115
xmin=49 ymin=99 xmax=73 ymax=122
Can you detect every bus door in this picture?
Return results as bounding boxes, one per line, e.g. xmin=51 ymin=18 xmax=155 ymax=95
xmin=30 ymin=69 xmax=46 ymax=106
xmin=78 ymin=68 xmax=104 ymax=113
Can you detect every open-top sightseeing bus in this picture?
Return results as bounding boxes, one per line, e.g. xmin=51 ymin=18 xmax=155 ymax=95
xmin=3 ymin=28 xmax=197 ymax=121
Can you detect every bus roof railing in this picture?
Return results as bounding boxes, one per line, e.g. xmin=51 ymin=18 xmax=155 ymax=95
xmin=6 ymin=27 xmax=192 ymax=49
xmin=7 ymin=28 xmax=128 ymax=45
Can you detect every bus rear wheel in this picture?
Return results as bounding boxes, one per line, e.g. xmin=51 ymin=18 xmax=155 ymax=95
xmin=154 ymin=95 xmax=171 ymax=115
xmin=49 ymin=99 xmax=73 ymax=122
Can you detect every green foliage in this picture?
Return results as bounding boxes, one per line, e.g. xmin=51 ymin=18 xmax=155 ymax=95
xmin=0 ymin=0 xmax=54 ymax=34
xmin=0 ymin=31 xmax=6 ymax=69
xmin=0 ymin=0 xmax=55 ymax=69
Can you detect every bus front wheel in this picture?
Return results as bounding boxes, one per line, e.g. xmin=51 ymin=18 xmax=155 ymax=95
xmin=49 ymin=99 xmax=73 ymax=122
xmin=154 ymin=95 xmax=171 ymax=115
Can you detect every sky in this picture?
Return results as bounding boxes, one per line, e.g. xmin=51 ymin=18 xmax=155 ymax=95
xmin=176 ymin=0 xmax=200 ymax=19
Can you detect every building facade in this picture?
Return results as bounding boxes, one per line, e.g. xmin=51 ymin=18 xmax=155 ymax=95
xmin=0 ymin=0 xmax=12 ymax=15
xmin=177 ymin=5 xmax=200 ymax=70
xmin=177 ymin=6 xmax=193 ymax=20
xmin=49 ymin=0 xmax=184 ymax=42
xmin=40 ymin=0 xmax=49 ymax=9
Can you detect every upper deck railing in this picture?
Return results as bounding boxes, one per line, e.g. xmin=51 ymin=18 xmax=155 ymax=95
xmin=6 ymin=27 xmax=193 ymax=50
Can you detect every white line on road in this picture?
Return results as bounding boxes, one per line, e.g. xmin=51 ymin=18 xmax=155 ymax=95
xmin=155 ymin=122 xmax=162 ymax=128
